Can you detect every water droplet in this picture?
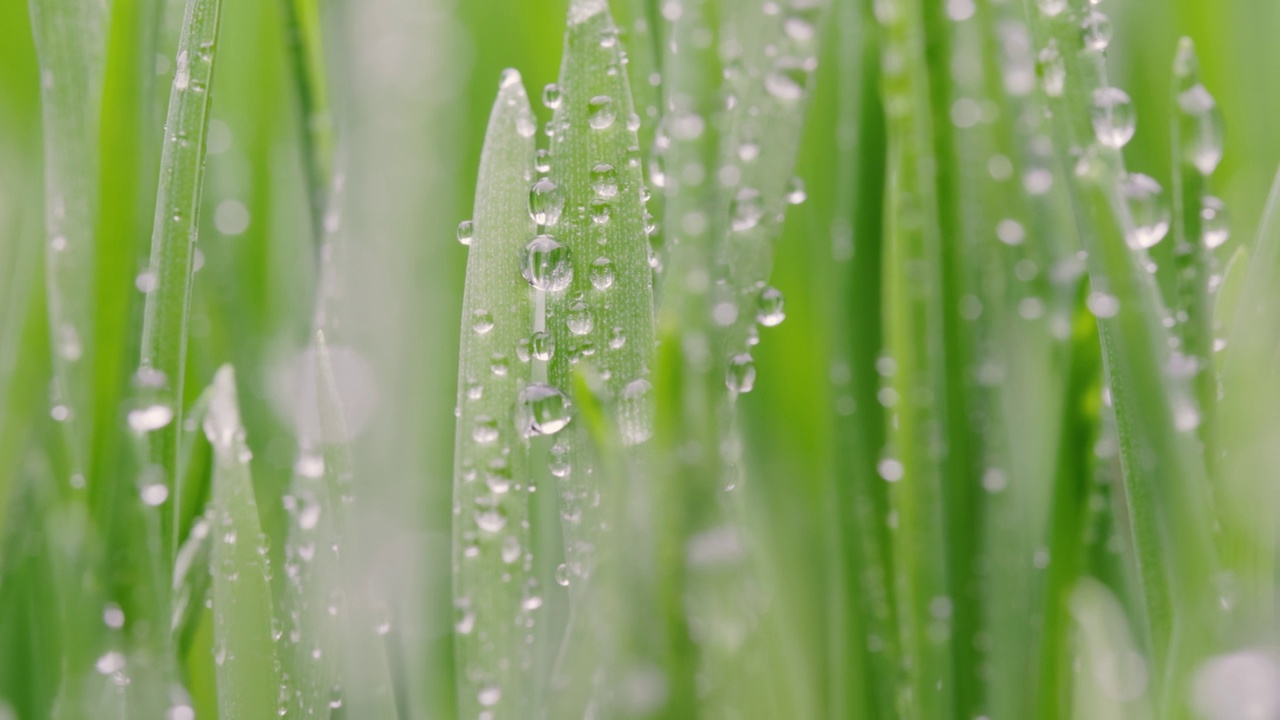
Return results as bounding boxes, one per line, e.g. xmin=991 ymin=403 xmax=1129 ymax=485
xmin=1092 ymin=87 xmax=1136 ymax=149
xmin=757 ymin=286 xmax=786 ymax=327
xmin=135 ymin=269 xmax=158 ymax=293
xmin=726 ymin=354 xmax=757 ymax=394
xmin=1193 ymin=650 xmax=1280 ymax=720
xmin=476 ymin=507 xmax=508 ymax=534
xmin=590 ymin=199 xmax=612 ymax=225
xmin=997 ymin=218 xmax=1027 ymax=246
xmin=609 ymin=327 xmax=626 ymax=349
xmin=877 ymin=458 xmax=904 ymax=482
xmin=103 ymin=603 xmax=125 ymax=629
xmin=1178 ymin=84 xmax=1224 ymax=175
xmin=620 ymin=378 xmax=654 ymax=445
xmin=535 ymin=148 xmax=551 ymax=174
xmin=567 ymin=301 xmax=593 ymax=335
xmin=491 ymin=354 xmax=510 ymax=376
xmin=174 ymin=51 xmax=190 ymax=90
xmin=543 ymin=83 xmax=562 ymax=109
xmin=129 ymin=404 xmax=175 ymax=433
xmin=472 ymin=309 xmax=495 ymax=334
xmin=502 ymin=535 xmax=521 ymax=564
xmin=1202 ymin=196 xmax=1230 ymax=249
xmin=515 ymin=111 xmax=537 ymax=138
xmin=472 ymin=416 xmax=500 ymax=444
xmin=478 ymin=686 xmax=501 ymax=707
xmin=764 ymin=61 xmax=808 ymax=101
xmin=627 ymin=112 xmax=642 ymax=132
xmin=457 ymin=220 xmax=474 ymax=246
xmin=549 ymin=440 xmax=571 ymax=478
xmin=455 ymin=606 xmax=476 ymax=634
xmin=1087 ymin=291 xmax=1120 ymax=318
xmin=299 ymin=501 xmax=321 ymax=530
xmin=1081 ymin=11 xmax=1112 ymax=53
xmin=730 ymin=187 xmax=764 ymax=232
xmin=517 ymin=383 xmax=572 ymax=437
xmin=588 ymin=96 xmax=616 ymax=130
xmin=590 ymin=163 xmax=619 ymax=198
xmin=529 ymin=178 xmax=565 ymax=226
xmin=785 ymin=177 xmax=807 ymax=205
xmin=486 ymin=459 xmax=513 ymax=494
xmin=1036 ymin=0 xmax=1066 ymax=16
xmin=58 ymin=323 xmax=83 ymax=361
xmin=590 ymin=257 xmax=615 ymax=290
xmin=555 ymin=563 xmax=571 ymax=586
xmin=531 ymin=331 xmax=555 ymax=361
xmin=96 ymin=651 xmax=126 ymax=674
xmin=521 ymin=235 xmax=573 ymax=291
xmin=141 ymin=483 xmax=169 ymax=506
xmin=1119 ymin=173 xmax=1170 ymax=249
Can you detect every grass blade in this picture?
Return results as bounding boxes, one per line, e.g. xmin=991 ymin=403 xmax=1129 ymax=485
xmin=138 ymin=0 xmax=224 ymax=563
xmin=204 ymin=365 xmax=280 ymax=718
xmin=450 ymin=70 xmax=537 ymax=720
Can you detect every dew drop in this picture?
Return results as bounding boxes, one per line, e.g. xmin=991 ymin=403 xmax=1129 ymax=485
xmin=129 ymin=404 xmax=175 ymax=433
xmin=475 ymin=508 xmax=507 ymax=534
xmin=520 ymin=235 xmax=573 ymax=291
xmin=502 ymin=535 xmax=521 ymax=564
xmin=1178 ymin=84 xmax=1224 ymax=175
xmin=1092 ymin=87 xmax=1136 ymax=149
xmin=478 ymin=686 xmax=501 ymax=707
xmin=588 ymin=96 xmax=616 ymax=130
xmin=764 ymin=61 xmax=808 ymax=101
xmin=531 ymin=331 xmax=555 ymax=361
xmin=1201 ymin=196 xmax=1230 ymax=249
xmin=1087 ymin=291 xmax=1120 ymax=319
xmin=1081 ymin=11 xmax=1112 ymax=53
xmin=457 ymin=220 xmax=474 ymax=246
xmin=1119 ymin=173 xmax=1170 ymax=249
xmin=590 ymin=257 xmax=615 ymax=290
xmin=726 ymin=354 xmax=757 ymax=394
xmin=535 ymin=148 xmax=551 ymax=174
xmin=549 ymin=440 xmax=571 ymax=478
xmin=529 ymin=178 xmax=565 ymax=226
xmin=785 ymin=177 xmax=807 ymax=205
xmin=472 ymin=309 xmax=495 ymax=334
xmin=730 ymin=187 xmax=764 ymax=232
xmin=567 ymin=301 xmax=593 ymax=336
xmin=1036 ymin=0 xmax=1066 ymax=16
xmin=542 ymin=83 xmax=562 ymax=109
xmin=590 ymin=163 xmax=619 ymax=198
xmin=555 ymin=563 xmax=571 ymax=586
xmin=757 ymin=286 xmax=786 ymax=327
xmin=517 ymin=383 xmax=573 ymax=437
xmin=141 ymin=483 xmax=169 ymax=506
xmin=590 ymin=199 xmax=612 ymax=225
xmin=472 ymin=416 xmax=500 ymax=444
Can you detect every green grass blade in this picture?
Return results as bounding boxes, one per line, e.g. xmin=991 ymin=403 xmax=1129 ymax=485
xmin=546 ymin=0 xmax=655 ymax=596
xmin=451 ymin=70 xmax=537 ymax=720
xmin=204 ymin=365 xmax=280 ymax=718
xmin=279 ymin=0 xmax=332 ymax=243
xmin=27 ymin=0 xmax=106 ymax=478
xmin=138 ymin=0 xmax=224 ymax=564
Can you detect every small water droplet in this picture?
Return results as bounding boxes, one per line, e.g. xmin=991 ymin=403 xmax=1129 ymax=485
xmin=141 ymin=483 xmax=169 ymax=506
xmin=757 ymin=286 xmax=785 ymax=327
xmin=764 ymin=61 xmax=808 ymax=101
xmin=1119 ymin=173 xmax=1170 ymax=249
xmin=548 ymin=440 xmax=571 ymax=477
xmin=620 ymin=378 xmax=654 ymax=445
xmin=785 ymin=177 xmax=807 ymax=205
xmin=478 ymin=686 xmax=501 ymax=707
xmin=502 ymin=535 xmax=521 ymax=564
xmin=1081 ymin=11 xmax=1112 ymax=53
xmin=517 ymin=383 xmax=572 ymax=437
xmin=726 ymin=354 xmax=757 ymax=394
xmin=567 ymin=301 xmax=593 ymax=336
xmin=529 ymin=178 xmax=565 ymax=226
xmin=457 ymin=220 xmax=474 ymax=246
xmin=491 ymin=354 xmax=510 ymax=376
xmin=472 ymin=309 xmax=495 ymax=334
xmin=531 ymin=331 xmax=555 ymax=361
xmin=543 ymin=83 xmax=562 ymax=109
xmin=174 ymin=51 xmax=190 ymax=90
xmin=588 ymin=96 xmax=616 ymax=130
xmin=730 ymin=187 xmax=764 ymax=232
xmin=1087 ymin=291 xmax=1120 ymax=318
xmin=1202 ymin=196 xmax=1230 ymax=249
xmin=555 ymin=563 xmax=571 ymax=586
xmin=475 ymin=507 xmax=507 ymax=534
xmin=135 ymin=269 xmax=158 ymax=293
xmin=590 ymin=163 xmax=619 ymax=198
xmin=590 ymin=257 xmax=615 ymax=290
xmin=472 ymin=416 xmax=500 ymax=444
xmin=590 ymin=199 xmax=612 ymax=225
xmin=1036 ymin=0 xmax=1066 ymax=16
xmin=535 ymin=148 xmax=551 ymax=174
xmin=1092 ymin=87 xmax=1136 ymax=149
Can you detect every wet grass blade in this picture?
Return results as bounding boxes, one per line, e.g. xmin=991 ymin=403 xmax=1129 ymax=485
xmin=138 ymin=0 xmax=224 ymax=563
xmin=27 ymin=0 xmax=107 ymax=478
xmin=280 ymin=0 xmax=332 ymax=242
xmin=204 ymin=366 xmax=280 ymax=718
xmin=450 ymin=71 xmax=537 ymax=720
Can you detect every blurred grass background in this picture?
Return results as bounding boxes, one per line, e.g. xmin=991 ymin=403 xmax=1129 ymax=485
xmin=1 ymin=0 xmax=1279 ymax=717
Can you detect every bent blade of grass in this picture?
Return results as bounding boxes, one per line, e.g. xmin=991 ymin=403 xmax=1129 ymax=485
xmin=204 ymin=366 xmax=280 ymax=718
xmin=27 ymin=0 xmax=107 ymax=479
xmin=450 ymin=71 xmax=537 ymax=720
xmin=138 ymin=0 xmax=224 ymax=564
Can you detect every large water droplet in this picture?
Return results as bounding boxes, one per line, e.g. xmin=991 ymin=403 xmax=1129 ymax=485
xmin=521 ymin=235 xmax=573 ymax=291
xmin=1092 ymin=87 xmax=1136 ymax=149
xmin=588 ymin=96 xmax=616 ymax=130
xmin=529 ymin=178 xmax=565 ymax=226
xmin=517 ymin=383 xmax=572 ymax=437
xmin=1178 ymin=84 xmax=1224 ymax=175
xmin=1119 ymin=173 xmax=1170 ymax=249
